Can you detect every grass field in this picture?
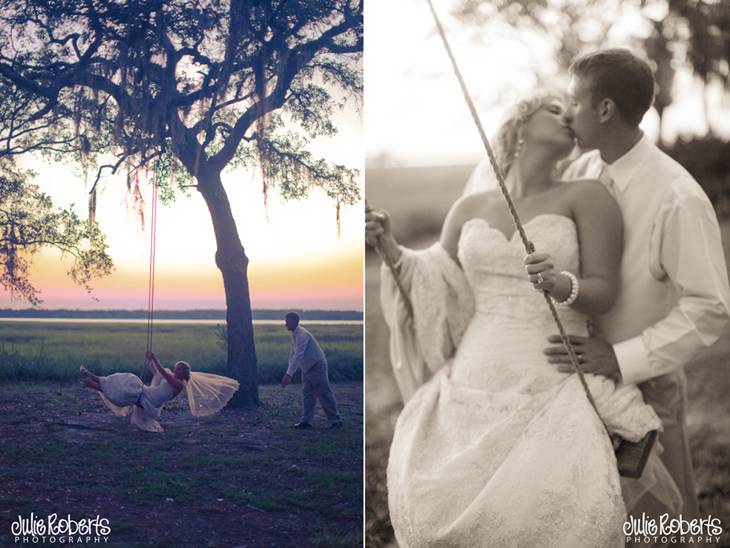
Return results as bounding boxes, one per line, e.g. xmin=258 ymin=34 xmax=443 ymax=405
xmin=365 ymin=166 xmax=730 ymax=547
xmin=0 ymin=322 xmax=362 ymax=385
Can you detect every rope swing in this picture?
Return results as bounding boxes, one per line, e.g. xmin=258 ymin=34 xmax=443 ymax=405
xmin=424 ymin=0 xmax=602 ymax=424
xmin=423 ymin=0 xmax=655 ymax=478
xmin=146 ymin=164 xmax=159 ymax=354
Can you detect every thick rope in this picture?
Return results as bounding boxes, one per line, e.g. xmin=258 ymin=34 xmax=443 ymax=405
xmin=146 ymin=166 xmax=158 ymax=353
xmin=365 ymin=201 xmax=414 ymax=320
xmin=425 ymin=0 xmax=608 ymax=433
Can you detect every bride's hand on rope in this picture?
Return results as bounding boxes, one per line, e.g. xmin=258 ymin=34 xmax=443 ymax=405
xmin=524 ymin=253 xmax=571 ymax=301
xmin=365 ymin=206 xmax=402 ymax=266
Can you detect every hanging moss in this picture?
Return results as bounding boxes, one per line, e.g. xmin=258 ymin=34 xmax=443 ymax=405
xmin=336 ymin=199 xmax=341 ymax=239
xmin=88 ymin=186 xmax=97 ymax=227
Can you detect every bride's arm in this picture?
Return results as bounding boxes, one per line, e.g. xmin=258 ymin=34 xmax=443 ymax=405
xmin=365 ymin=207 xmax=402 ymax=266
xmin=561 ymin=180 xmax=622 ymax=314
xmin=145 ymin=351 xmax=158 ymax=378
xmin=570 ymin=180 xmax=622 ymax=314
xmin=526 ymin=181 xmax=622 ymax=314
xmin=149 ymin=358 xmax=184 ymax=392
xmin=369 ymin=198 xmax=476 ymax=401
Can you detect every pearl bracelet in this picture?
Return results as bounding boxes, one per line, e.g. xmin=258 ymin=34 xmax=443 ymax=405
xmin=552 ymin=271 xmax=579 ymax=308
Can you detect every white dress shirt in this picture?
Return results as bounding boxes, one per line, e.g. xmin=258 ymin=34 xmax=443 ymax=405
xmin=286 ymin=325 xmax=326 ymax=377
xmin=564 ymin=135 xmax=730 ymax=384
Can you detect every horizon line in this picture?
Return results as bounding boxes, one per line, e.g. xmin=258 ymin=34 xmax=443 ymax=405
xmin=0 ymin=307 xmax=363 ymax=317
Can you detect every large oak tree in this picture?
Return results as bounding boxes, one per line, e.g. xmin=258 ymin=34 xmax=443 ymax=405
xmin=0 ymin=0 xmax=362 ymax=408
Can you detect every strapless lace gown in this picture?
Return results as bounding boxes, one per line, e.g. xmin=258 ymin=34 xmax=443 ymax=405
xmin=98 ymin=372 xmax=177 ymax=432
xmin=387 ymin=215 xmax=661 ymax=548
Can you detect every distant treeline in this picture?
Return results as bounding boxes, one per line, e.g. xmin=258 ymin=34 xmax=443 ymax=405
xmin=661 ymin=136 xmax=730 ymax=220
xmin=365 ymin=137 xmax=730 ymax=250
xmin=0 ymin=309 xmax=363 ymax=321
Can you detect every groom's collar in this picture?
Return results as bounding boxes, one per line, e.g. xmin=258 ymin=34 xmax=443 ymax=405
xmin=604 ymin=133 xmax=650 ymax=192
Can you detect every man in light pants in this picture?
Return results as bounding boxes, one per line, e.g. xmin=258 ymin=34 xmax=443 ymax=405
xmin=281 ymin=312 xmax=343 ymax=429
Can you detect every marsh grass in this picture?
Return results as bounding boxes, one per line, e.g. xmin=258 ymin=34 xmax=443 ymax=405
xmin=0 ymin=322 xmax=362 ymax=384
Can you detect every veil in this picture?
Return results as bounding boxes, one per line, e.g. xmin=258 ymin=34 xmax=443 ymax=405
xmin=185 ymin=371 xmax=240 ymax=416
xmin=461 ymin=157 xmax=500 ymax=197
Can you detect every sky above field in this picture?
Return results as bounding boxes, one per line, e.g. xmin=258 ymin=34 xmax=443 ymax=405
xmin=1 ymin=103 xmax=363 ymax=311
xmin=365 ymin=0 xmax=730 ymax=167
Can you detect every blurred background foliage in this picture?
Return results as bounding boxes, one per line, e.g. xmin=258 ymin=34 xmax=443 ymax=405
xmin=455 ymin=0 xmax=730 ymax=135
xmin=453 ymin=0 xmax=730 ymax=217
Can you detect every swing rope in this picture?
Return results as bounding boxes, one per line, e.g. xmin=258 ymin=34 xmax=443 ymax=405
xmin=424 ymin=0 xmax=608 ymax=434
xmin=365 ymin=200 xmax=414 ymax=320
xmin=146 ymin=166 xmax=159 ymax=354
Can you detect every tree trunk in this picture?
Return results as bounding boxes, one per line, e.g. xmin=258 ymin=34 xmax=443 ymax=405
xmin=702 ymin=81 xmax=715 ymax=137
xmin=197 ymin=171 xmax=261 ymax=409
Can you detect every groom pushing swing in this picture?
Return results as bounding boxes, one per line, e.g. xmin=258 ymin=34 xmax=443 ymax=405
xmin=281 ymin=312 xmax=343 ymax=430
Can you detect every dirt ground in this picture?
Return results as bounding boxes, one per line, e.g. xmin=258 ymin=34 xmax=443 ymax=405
xmin=0 ymin=381 xmax=363 ymax=548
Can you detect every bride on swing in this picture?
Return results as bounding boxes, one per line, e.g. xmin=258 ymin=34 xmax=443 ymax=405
xmin=80 ymin=351 xmax=239 ymax=432
xmin=366 ymin=91 xmax=681 ymax=547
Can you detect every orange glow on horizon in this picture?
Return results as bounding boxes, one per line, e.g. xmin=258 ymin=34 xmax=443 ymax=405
xmin=4 ymin=244 xmax=363 ymax=311
xmin=1 ymin=98 xmax=363 ymax=312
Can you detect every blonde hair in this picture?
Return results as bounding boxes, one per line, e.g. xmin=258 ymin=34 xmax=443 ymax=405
xmin=493 ymin=91 xmax=564 ymax=177
xmin=174 ymin=361 xmax=191 ymax=381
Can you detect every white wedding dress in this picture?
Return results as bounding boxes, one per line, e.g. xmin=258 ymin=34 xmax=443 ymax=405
xmin=384 ymin=214 xmax=681 ymax=548
xmin=98 ymin=371 xmax=178 ymax=432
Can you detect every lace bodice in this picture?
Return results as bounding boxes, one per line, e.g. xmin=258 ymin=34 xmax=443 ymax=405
xmin=450 ymin=214 xmax=587 ymax=393
xmin=458 ymin=214 xmax=584 ymax=331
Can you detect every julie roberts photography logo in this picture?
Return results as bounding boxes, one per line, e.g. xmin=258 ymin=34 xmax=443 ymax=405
xmin=11 ymin=513 xmax=111 ymax=544
xmin=624 ymin=513 xmax=724 ymax=545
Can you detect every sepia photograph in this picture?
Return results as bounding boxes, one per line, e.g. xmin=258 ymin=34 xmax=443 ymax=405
xmin=0 ymin=1 xmax=363 ymax=547
xmin=365 ymin=0 xmax=730 ymax=546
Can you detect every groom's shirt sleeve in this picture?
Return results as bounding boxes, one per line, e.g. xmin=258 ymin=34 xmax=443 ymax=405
xmin=614 ymin=184 xmax=730 ymax=385
xmin=286 ymin=329 xmax=309 ymax=377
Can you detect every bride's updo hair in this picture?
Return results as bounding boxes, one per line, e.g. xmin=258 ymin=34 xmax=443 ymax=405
xmin=493 ymin=90 xmax=565 ymax=177
xmin=174 ymin=361 xmax=191 ymax=381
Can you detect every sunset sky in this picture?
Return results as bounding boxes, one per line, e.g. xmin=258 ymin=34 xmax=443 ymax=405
xmin=1 ymin=105 xmax=363 ymax=311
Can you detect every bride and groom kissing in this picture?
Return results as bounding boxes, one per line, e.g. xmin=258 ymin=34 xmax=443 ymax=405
xmin=366 ymin=48 xmax=730 ymax=547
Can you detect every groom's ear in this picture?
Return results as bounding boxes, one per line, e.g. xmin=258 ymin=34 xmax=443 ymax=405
xmin=597 ymin=98 xmax=616 ymax=123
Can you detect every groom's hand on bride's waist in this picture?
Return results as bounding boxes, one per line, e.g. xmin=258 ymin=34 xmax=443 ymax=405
xmin=544 ymin=335 xmax=622 ymax=382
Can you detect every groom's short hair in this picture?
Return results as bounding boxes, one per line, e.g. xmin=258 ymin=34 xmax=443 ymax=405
xmin=285 ymin=312 xmax=300 ymax=326
xmin=570 ymin=49 xmax=654 ymax=126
